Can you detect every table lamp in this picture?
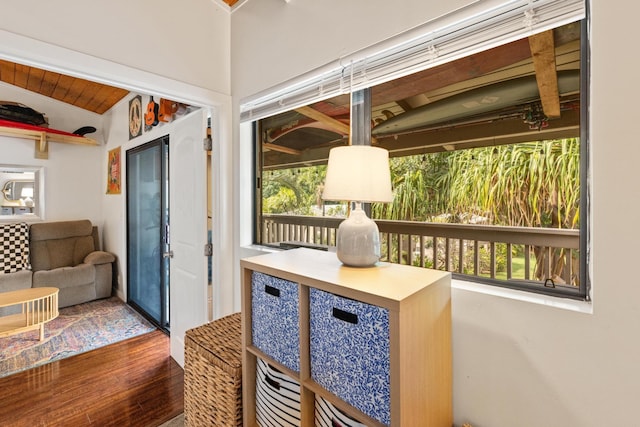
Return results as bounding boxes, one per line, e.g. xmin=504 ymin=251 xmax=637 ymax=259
xmin=322 ymin=145 xmax=393 ymax=267
xmin=21 ymin=187 xmax=34 ymax=207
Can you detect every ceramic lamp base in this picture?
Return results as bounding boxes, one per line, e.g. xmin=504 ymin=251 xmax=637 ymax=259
xmin=336 ymin=203 xmax=381 ymax=267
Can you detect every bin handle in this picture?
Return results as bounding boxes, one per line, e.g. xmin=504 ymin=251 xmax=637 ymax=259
xmin=264 ymin=285 xmax=280 ymax=297
xmin=264 ymin=373 xmax=280 ymax=390
xmin=332 ymin=307 xmax=358 ymax=325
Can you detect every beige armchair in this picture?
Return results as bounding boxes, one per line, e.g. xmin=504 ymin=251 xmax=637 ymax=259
xmin=29 ymin=220 xmax=115 ymax=308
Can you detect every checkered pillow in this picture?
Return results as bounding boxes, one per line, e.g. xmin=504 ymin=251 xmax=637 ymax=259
xmin=0 ymin=222 xmax=30 ymax=274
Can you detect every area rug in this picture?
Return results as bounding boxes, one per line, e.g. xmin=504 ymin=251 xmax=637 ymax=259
xmin=158 ymin=413 xmax=184 ymax=427
xmin=0 ymin=296 xmax=156 ymax=378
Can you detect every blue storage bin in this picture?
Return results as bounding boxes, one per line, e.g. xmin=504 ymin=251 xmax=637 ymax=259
xmin=309 ymin=288 xmax=391 ymax=426
xmin=251 ymin=271 xmax=300 ymax=372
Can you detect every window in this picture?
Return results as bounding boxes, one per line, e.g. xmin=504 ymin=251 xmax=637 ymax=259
xmin=242 ymin=1 xmax=588 ymax=300
xmin=0 ymin=164 xmax=45 ymax=221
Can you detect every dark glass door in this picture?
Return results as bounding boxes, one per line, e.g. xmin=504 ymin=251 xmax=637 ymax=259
xmin=126 ymin=136 xmax=170 ymax=332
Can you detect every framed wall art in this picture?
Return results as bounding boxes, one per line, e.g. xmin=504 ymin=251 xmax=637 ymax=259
xmin=106 ymin=146 xmax=121 ymax=195
xmin=128 ymin=95 xmax=143 ymax=139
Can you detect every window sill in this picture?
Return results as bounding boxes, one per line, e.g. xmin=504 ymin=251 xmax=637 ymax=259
xmin=241 ymin=245 xmax=593 ymax=314
xmin=452 ymin=278 xmax=593 ymax=314
xmin=240 ymin=244 xmax=283 ymax=258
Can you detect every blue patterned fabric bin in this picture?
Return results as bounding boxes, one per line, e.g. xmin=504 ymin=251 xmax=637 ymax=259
xmin=251 ymin=271 xmax=300 ymax=372
xmin=309 ymin=288 xmax=391 ymax=426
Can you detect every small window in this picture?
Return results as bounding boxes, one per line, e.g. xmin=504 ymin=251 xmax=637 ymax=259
xmin=0 ymin=165 xmax=45 ymax=221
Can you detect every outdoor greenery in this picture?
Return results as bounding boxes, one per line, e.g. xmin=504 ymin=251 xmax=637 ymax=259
xmin=263 ymin=166 xmax=326 ymax=215
xmin=264 ymin=139 xmax=580 ymax=229
xmin=373 ymin=138 xmax=580 ymax=228
xmin=262 ymin=138 xmax=580 ymax=284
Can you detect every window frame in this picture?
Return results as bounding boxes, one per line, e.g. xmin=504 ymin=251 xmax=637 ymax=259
xmin=243 ymin=1 xmax=590 ymax=301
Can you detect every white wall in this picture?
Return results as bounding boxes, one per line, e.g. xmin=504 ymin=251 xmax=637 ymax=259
xmin=100 ymin=94 xmax=204 ymax=298
xmin=0 ymin=137 xmax=103 ymax=223
xmin=231 ymin=0 xmax=476 ymax=99
xmin=0 ymin=82 xmax=105 ymax=142
xmin=0 ymin=84 xmax=105 ymax=225
xmin=100 ymin=95 xmax=132 ymax=295
xmin=231 ymin=1 xmax=640 ymax=426
xmin=1 ymin=0 xmax=230 ymax=96
xmin=1 ymin=2 xmax=233 ymax=308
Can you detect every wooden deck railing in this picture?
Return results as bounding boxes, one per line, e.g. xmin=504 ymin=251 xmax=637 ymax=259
xmin=261 ymin=214 xmax=581 ymax=287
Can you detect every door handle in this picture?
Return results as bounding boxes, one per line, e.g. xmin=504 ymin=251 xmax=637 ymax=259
xmin=163 ymin=250 xmax=174 ymax=258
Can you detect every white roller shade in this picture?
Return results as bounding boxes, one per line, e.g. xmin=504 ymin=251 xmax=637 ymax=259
xmin=240 ymin=0 xmax=585 ymax=123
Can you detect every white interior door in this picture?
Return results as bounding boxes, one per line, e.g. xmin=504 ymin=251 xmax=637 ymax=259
xmin=169 ymin=109 xmax=208 ymax=366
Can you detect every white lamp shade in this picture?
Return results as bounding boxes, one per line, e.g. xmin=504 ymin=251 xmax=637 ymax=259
xmin=322 ymin=145 xmax=393 ymax=203
xmin=21 ymin=187 xmax=33 ymax=198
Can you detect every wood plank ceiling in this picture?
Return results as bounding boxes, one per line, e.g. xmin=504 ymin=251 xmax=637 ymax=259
xmin=0 ymin=59 xmax=129 ymax=115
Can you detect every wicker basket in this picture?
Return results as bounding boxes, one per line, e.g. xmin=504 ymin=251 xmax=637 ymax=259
xmin=184 ymin=312 xmax=242 ymax=427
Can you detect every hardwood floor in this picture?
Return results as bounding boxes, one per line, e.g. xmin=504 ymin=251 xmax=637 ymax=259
xmin=0 ymin=330 xmax=184 ymax=426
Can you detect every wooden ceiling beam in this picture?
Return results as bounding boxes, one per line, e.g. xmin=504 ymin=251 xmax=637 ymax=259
xmin=296 ymin=105 xmax=350 ymax=136
xmin=262 ymin=108 xmax=580 ymax=170
xmin=529 ymin=30 xmax=561 ymax=118
xmin=13 ymin=64 xmax=29 ymax=88
xmin=40 ymin=71 xmax=61 ymax=97
xmin=295 ymin=105 xmax=381 ymax=144
xmin=26 ymin=67 xmax=45 ymax=93
xmin=263 ymin=142 xmax=302 ymax=155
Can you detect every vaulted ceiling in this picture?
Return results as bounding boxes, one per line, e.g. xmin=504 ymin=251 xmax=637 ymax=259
xmin=0 ymin=0 xmax=240 ymax=116
xmin=0 ymin=60 xmax=129 ymax=115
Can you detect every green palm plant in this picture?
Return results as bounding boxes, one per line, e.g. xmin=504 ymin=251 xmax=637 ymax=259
xmin=435 ymin=140 xmax=580 ymax=229
xmin=263 ymin=139 xmax=580 ymax=284
xmin=372 ymin=153 xmax=449 ymax=221
xmin=373 ymin=139 xmax=580 ymax=283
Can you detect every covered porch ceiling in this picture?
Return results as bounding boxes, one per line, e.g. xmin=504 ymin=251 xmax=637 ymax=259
xmin=261 ymin=21 xmax=582 ymax=170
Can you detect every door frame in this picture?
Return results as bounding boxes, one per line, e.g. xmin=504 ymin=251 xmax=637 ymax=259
xmin=0 ymin=30 xmax=236 ymax=326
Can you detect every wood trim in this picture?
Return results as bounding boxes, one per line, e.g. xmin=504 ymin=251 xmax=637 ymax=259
xmin=0 ymin=121 xmax=98 ymax=159
xmin=296 ymin=105 xmax=350 ymax=136
xmin=0 ymin=124 xmax=98 ymax=146
xmin=262 ymin=142 xmax=302 ymax=155
xmin=529 ymin=30 xmax=561 ymax=118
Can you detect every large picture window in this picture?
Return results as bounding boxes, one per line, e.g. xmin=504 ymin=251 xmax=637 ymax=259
xmin=244 ymin=3 xmax=588 ymax=300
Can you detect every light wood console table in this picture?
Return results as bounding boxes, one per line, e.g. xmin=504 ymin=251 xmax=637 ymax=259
xmin=241 ymin=248 xmax=452 ymax=426
xmin=0 ymin=287 xmax=59 ymax=341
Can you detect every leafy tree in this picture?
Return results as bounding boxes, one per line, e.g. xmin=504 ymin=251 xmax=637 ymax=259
xmin=372 ymin=139 xmax=580 ymax=283
xmin=435 ymin=139 xmax=580 ymax=229
xmin=372 ymin=139 xmax=580 ymax=229
xmin=372 ymin=153 xmax=449 ymax=221
xmin=262 ymin=139 xmax=580 ymax=284
xmin=263 ymin=187 xmax=298 ymax=213
xmin=262 ymin=166 xmax=326 ymax=215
